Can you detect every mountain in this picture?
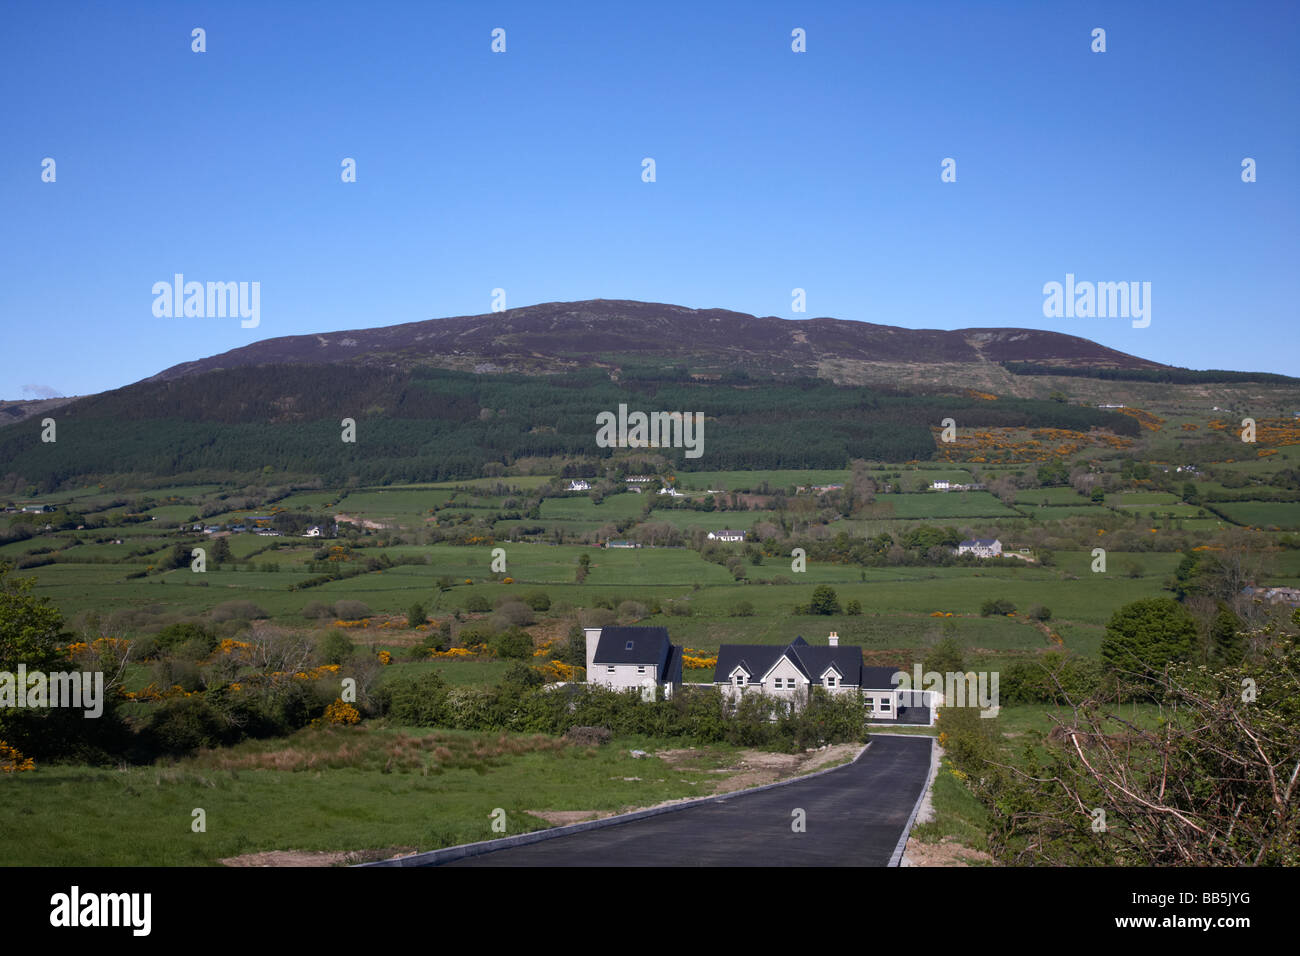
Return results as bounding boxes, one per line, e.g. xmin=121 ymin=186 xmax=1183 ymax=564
xmin=147 ymin=299 xmax=1167 ymax=385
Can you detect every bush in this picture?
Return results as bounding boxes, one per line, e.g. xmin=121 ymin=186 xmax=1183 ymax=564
xmin=465 ymin=595 xmax=492 ymax=613
xmin=563 ymin=725 xmax=612 ymax=746
xmin=155 ymin=621 xmax=218 ymax=653
xmin=407 ymin=602 xmax=426 ymax=628
xmin=846 ymin=599 xmax=863 ymax=616
xmin=210 ymin=600 xmax=269 ymax=623
xmin=493 ymin=627 xmax=535 ymax=660
xmin=319 ymin=630 xmax=354 ymax=665
xmin=666 ymin=600 xmax=693 ymax=617
xmin=980 ymin=598 xmax=1016 ymax=617
xmin=143 ymin=696 xmax=227 ymax=756
xmin=493 ymin=600 xmax=535 ymax=628
xmin=1027 ymin=604 xmax=1052 ymax=622
xmin=332 ymin=599 xmax=371 ymax=620
xmin=523 ymin=590 xmax=552 ymax=612
xmin=617 ymin=600 xmax=648 ymax=622
xmin=731 ymin=601 xmax=755 ymax=617
xmin=808 ymin=585 xmax=841 ymax=615
xmin=301 ymin=601 xmax=332 ymax=619
xmin=579 ymin=608 xmax=616 ymax=629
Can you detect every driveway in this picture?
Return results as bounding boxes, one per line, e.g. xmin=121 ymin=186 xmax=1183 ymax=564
xmin=435 ymin=734 xmax=933 ymax=867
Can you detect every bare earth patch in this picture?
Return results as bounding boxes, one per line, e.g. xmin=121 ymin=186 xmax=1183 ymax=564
xmin=221 ymin=847 xmax=417 ymax=867
xmin=900 ymin=837 xmax=996 ymax=867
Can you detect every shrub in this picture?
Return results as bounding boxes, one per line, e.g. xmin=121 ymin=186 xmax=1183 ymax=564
xmin=493 ymin=627 xmax=535 ymax=660
xmin=210 ymin=601 xmax=269 ymax=623
xmin=617 ymin=600 xmax=648 ymax=622
xmin=465 ymin=595 xmax=491 ymax=613
xmin=319 ymin=630 xmax=354 ymax=665
xmin=332 ymin=599 xmax=372 ymax=620
xmin=1027 ymin=604 xmax=1052 ymax=622
xmin=563 ymin=726 xmax=612 ymax=746
xmin=155 ymin=621 xmax=218 ymax=653
xmin=731 ymin=601 xmax=755 ymax=617
xmin=846 ymin=599 xmax=863 ymax=616
xmin=980 ymin=598 xmax=1016 ymax=617
xmin=406 ymin=603 xmax=426 ymax=628
xmin=808 ymin=585 xmax=841 ymax=615
xmin=301 ymin=601 xmax=332 ymax=619
xmin=143 ymin=696 xmax=227 ymax=756
xmin=493 ymin=600 xmax=535 ymax=628
xmin=523 ymin=590 xmax=552 ymax=612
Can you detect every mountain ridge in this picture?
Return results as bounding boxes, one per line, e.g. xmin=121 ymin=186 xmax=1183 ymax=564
xmin=146 ymin=298 xmax=1169 ymax=384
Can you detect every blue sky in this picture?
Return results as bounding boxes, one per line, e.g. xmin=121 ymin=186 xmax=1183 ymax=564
xmin=2 ymin=0 xmax=1297 ymax=399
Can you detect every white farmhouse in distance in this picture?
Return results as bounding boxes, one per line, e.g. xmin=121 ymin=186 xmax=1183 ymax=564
xmin=706 ymin=529 xmax=745 ymax=542
xmin=956 ymin=538 xmax=1002 ymax=558
xmin=567 ymin=479 xmax=591 ymax=492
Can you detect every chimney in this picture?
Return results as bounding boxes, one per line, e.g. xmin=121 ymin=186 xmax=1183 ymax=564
xmin=828 ymin=631 xmax=839 ymax=647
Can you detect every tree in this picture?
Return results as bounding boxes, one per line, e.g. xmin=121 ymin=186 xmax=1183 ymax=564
xmin=1100 ymin=597 xmax=1196 ymax=684
xmin=0 ymin=562 xmax=69 ymax=740
xmin=1210 ymin=602 xmax=1244 ymax=665
xmin=809 ymin=585 xmax=841 ymax=615
xmin=407 ymin=602 xmax=426 ymax=629
xmin=209 ymin=535 xmax=233 ymax=566
xmin=923 ymin=636 xmax=964 ymax=675
xmin=961 ymin=612 xmax=1300 ymax=865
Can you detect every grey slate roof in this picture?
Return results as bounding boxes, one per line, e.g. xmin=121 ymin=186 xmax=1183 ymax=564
xmin=713 ymin=636 xmax=872 ymax=687
xmin=861 ymin=666 xmax=906 ymax=691
xmin=591 ymin=626 xmax=673 ymax=666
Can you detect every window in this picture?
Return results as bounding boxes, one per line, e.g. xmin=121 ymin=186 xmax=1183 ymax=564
xmin=607 ymin=666 xmax=615 ymax=673
xmin=625 ymin=641 xmax=634 ymax=650
xmin=826 ymin=676 xmax=837 ymax=687
xmin=637 ymin=666 xmax=646 ymax=674
xmin=865 ymin=698 xmax=875 ymax=712
xmin=734 ymin=674 xmax=746 ymax=686
xmin=880 ymin=698 xmax=892 ymax=712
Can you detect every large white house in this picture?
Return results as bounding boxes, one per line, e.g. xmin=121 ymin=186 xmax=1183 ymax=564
xmin=956 ymin=538 xmax=1002 ymax=558
xmin=585 ymin=626 xmax=683 ymax=699
xmin=711 ymin=632 xmax=908 ymax=720
xmin=706 ymin=529 xmax=746 ymax=542
xmin=567 ymin=479 xmax=591 ymax=492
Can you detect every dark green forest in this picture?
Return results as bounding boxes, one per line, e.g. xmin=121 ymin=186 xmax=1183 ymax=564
xmin=0 ymin=365 xmax=1139 ymax=490
xmin=1002 ymin=361 xmax=1299 ymax=385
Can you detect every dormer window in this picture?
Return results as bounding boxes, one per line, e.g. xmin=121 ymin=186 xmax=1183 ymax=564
xmin=734 ymin=674 xmax=746 ymax=686
xmin=826 ymin=676 xmax=837 ymax=687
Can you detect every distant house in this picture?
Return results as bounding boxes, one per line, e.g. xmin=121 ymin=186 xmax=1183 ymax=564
xmin=255 ymin=529 xmax=282 ymax=537
xmin=706 ymin=529 xmax=746 ymax=542
xmin=931 ymin=480 xmax=952 ymax=491
xmin=229 ymin=524 xmax=247 ymax=533
xmin=625 ymin=475 xmax=654 ymax=483
xmin=957 ymin=538 xmax=1002 ymax=558
xmin=606 ymin=539 xmax=640 ymax=548
xmin=21 ymin=504 xmax=53 ymax=513
xmin=203 ymin=526 xmax=222 ymax=534
xmin=712 ymin=632 xmax=911 ymax=720
xmin=585 ymin=626 xmax=683 ymax=699
xmin=1243 ymin=586 xmax=1300 ymax=607
xmin=657 ymin=487 xmax=685 ymax=497
xmin=567 ymin=480 xmax=591 ymax=492
xmin=304 ymin=526 xmax=324 ymax=538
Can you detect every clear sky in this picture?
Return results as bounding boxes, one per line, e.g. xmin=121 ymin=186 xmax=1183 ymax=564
xmin=2 ymin=0 xmax=1296 ymax=399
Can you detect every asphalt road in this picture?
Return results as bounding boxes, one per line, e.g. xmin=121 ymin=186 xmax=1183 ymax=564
xmin=441 ymin=734 xmax=933 ymax=867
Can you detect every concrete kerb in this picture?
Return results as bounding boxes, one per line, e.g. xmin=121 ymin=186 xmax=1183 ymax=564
xmin=883 ymin=732 xmax=939 ymax=868
xmin=356 ymin=740 xmax=874 ymax=868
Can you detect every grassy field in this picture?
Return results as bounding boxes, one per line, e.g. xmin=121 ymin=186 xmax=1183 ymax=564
xmin=0 ymin=724 xmax=767 ymax=866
